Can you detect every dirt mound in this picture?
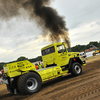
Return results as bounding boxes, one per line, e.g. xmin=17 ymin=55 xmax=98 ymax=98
xmin=0 ymin=56 xmax=100 ymax=100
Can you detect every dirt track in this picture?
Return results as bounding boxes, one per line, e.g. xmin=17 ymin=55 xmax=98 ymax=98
xmin=0 ymin=55 xmax=100 ymax=100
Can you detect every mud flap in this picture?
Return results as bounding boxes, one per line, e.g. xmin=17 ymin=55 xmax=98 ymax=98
xmin=7 ymin=84 xmax=18 ymax=94
xmin=5 ymin=78 xmax=18 ymax=94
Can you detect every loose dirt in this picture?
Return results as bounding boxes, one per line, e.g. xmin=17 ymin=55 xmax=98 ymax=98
xmin=0 ymin=55 xmax=100 ymax=100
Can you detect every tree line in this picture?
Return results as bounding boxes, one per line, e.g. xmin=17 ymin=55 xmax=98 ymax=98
xmin=0 ymin=41 xmax=100 ymax=70
xmin=71 ymin=41 xmax=100 ymax=52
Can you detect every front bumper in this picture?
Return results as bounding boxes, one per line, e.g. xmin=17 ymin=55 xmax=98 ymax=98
xmin=82 ymin=60 xmax=86 ymax=66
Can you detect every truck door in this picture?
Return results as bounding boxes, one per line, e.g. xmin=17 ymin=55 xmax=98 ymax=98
xmin=57 ymin=44 xmax=68 ymax=66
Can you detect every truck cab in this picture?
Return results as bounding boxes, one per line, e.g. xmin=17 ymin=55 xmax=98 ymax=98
xmin=41 ymin=42 xmax=85 ymax=70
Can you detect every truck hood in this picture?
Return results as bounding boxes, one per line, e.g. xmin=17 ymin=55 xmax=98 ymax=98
xmin=68 ymin=52 xmax=80 ymax=58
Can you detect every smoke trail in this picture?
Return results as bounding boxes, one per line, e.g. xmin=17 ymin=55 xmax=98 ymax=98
xmin=0 ymin=0 xmax=70 ymax=48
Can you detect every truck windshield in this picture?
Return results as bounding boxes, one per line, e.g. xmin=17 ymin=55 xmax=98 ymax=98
xmin=42 ymin=46 xmax=55 ymax=56
xmin=57 ymin=45 xmax=66 ymax=53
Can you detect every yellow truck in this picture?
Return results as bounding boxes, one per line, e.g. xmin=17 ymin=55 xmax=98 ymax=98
xmin=2 ymin=42 xmax=86 ymax=94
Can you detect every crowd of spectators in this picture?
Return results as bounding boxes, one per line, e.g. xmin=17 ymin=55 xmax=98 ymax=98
xmin=35 ymin=62 xmax=44 ymax=70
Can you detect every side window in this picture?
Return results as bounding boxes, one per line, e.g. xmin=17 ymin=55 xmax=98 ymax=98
xmin=42 ymin=46 xmax=55 ymax=56
xmin=57 ymin=45 xmax=66 ymax=53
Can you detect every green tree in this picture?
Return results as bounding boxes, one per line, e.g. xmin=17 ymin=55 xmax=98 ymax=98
xmin=29 ymin=56 xmax=42 ymax=62
xmin=17 ymin=56 xmax=28 ymax=61
xmin=0 ymin=63 xmax=6 ymax=70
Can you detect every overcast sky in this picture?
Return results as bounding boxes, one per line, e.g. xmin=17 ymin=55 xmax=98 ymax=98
xmin=0 ymin=0 xmax=100 ymax=62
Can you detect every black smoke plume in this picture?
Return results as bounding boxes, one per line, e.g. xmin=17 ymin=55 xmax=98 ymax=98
xmin=0 ymin=0 xmax=70 ymax=48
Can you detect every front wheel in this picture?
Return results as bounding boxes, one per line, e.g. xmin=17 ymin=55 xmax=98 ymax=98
xmin=17 ymin=72 xmax=42 ymax=94
xmin=70 ymin=62 xmax=82 ymax=76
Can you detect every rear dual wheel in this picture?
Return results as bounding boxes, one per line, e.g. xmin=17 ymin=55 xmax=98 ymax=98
xmin=17 ymin=72 xmax=42 ymax=94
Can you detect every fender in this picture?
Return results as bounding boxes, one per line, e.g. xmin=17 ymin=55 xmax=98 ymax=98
xmin=68 ymin=57 xmax=86 ymax=69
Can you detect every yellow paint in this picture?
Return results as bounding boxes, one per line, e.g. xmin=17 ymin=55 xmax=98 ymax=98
xmin=41 ymin=42 xmax=82 ymax=67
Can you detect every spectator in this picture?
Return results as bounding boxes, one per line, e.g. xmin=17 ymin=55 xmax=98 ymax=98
xmin=41 ymin=63 xmax=44 ymax=68
xmin=84 ymin=51 xmax=87 ymax=60
xmin=38 ymin=62 xmax=43 ymax=69
xmin=0 ymin=73 xmax=1 ymax=78
xmin=35 ymin=63 xmax=39 ymax=70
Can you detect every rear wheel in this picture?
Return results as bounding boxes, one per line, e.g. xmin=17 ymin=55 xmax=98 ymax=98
xmin=17 ymin=72 xmax=42 ymax=94
xmin=70 ymin=62 xmax=82 ymax=76
xmin=93 ymin=53 xmax=96 ymax=56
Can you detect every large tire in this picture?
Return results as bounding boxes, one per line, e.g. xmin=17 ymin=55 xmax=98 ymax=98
xmin=70 ymin=62 xmax=82 ymax=76
xmin=17 ymin=72 xmax=42 ymax=94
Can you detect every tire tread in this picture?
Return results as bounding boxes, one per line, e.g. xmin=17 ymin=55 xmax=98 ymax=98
xmin=17 ymin=72 xmax=41 ymax=94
